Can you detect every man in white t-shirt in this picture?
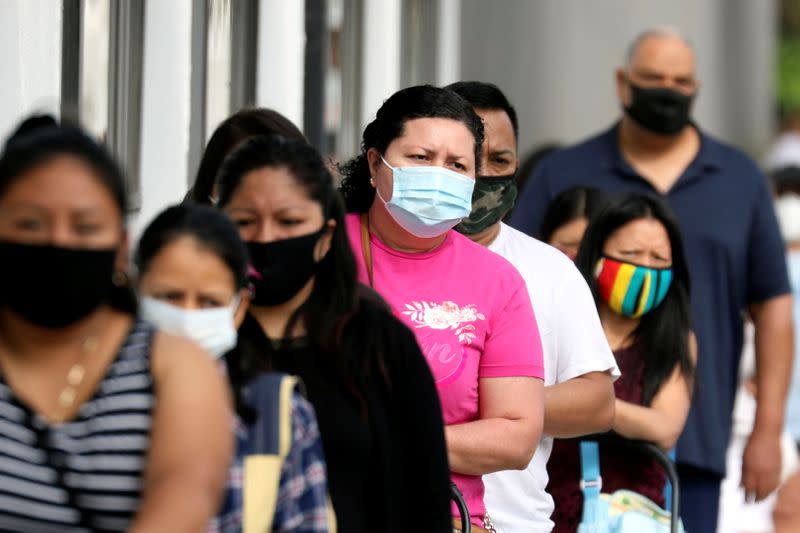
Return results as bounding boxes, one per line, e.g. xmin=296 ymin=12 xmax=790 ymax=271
xmin=448 ymin=81 xmax=620 ymax=532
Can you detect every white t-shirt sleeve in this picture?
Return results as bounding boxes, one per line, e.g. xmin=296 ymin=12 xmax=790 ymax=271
xmin=552 ymin=261 xmax=620 ymax=383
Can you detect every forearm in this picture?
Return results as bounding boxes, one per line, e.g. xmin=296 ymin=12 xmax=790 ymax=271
xmin=543 ymin=373 xmax=615 ymax=437
xmin=445 ymin=417 xmax=541 ymax=475
xmin=129 ymin=476 xmax=222 ymax=533
xmin=612 ymin=399 xmax=681 ymax=451
xmin=752 ymin=295 xmax=794 ymax=434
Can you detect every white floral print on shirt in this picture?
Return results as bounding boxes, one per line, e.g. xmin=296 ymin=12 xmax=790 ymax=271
xmin=401 ymin=301 xmax=487 ymax=387
xmin=402 ymin=301 xmax=486 ymax=343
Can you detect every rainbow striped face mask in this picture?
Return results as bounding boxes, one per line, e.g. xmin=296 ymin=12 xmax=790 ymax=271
xmin=595 ymin=256 xmax=673 ymax=318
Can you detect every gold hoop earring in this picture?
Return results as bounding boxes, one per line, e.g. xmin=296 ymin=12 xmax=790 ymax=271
xmin=112 ymin=271 xmax=129 ymax=287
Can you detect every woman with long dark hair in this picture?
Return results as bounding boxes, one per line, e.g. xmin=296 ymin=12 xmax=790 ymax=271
xmin=547 ymin=193 xmax=696 ymax=532
xmin=339 ymin=84 xmax=545 ymax=530
xmin=0 ymin=116 xmax=231 ymax=531
xmin=186 ymin=108 xmax=305 ymax=205
xmin=216 ymin=134 xmax=452 ymax=533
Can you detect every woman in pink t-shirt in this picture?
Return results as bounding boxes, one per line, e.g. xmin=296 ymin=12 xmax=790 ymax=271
xmin=339 ymin=85 xmax=545 ymax=530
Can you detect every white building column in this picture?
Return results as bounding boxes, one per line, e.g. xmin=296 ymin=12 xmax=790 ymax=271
xmin=360 ymin=0 xmax=402 ymax=131
xmin=132 ymin=0 xmax=193 ymax=238
xmin=256 ymin=0 xmax=306 ymax=129
xmin=436 ymin=0 xmax=461 ymax=86
xmin=0 ymin=0 xmax=62 ymax=140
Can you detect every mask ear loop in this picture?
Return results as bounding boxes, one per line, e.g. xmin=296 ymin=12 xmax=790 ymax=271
xmin=372 ymin=155 xmax=393 ymax=205
xmin=379 ymin=154 xmax=395 ymax=171
xmin=229 ymin=294 xmax=242 ymax=313
xmin=311 ymin=223 xmax=334 ymax=265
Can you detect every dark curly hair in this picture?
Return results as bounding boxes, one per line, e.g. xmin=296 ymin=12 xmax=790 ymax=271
xmin=338 ymin=84 xmax=484 ymax=213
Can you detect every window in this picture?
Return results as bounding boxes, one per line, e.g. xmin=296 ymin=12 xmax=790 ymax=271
xmin=187 ymin=0 xmax=258 ymax=186
xmin=61 ymin=0 xmax=145 ymax=211
xmin=325 ymin=0 xmax=363 ymax=162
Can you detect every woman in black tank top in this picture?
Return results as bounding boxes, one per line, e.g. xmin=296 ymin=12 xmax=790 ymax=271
xmin=0 ymin=116 xmax=232 ymax=532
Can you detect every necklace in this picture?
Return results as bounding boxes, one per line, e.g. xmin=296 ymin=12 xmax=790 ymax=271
xmin=55 ymin=336 xmax=98 ymax=416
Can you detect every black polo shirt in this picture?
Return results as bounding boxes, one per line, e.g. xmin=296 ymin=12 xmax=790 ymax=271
xmin=510 ymin=123 xmax=790 ymax=475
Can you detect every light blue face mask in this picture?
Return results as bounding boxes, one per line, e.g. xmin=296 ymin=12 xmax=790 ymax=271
xmin=377 ymin=155 xmax=475 ymax=238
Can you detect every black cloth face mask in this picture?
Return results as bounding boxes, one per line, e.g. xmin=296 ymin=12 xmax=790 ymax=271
xmin=246 ymin=229 xmax=325 ymax=307
xmin=455 ymin=174 xmax=518 ymax=235
xmin=624 ymin=82 xmax=695 ymax=135
xmin=0 ymin=241 xmax=117 ymax=328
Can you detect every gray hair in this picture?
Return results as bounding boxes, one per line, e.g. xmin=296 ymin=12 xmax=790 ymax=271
xmin=625 ymin=26 xmax=694 ymax=68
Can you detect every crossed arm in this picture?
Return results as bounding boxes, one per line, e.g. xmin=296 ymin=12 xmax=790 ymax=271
xmin=611 ymin=334 xmax=697 ymax=451
xmin=446 ymin=376 xmax=544 ymax=475
xmin=543 ymin=371 xmax=616 ymax=438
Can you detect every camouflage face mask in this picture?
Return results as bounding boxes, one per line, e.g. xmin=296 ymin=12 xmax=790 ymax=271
xmin=455 ymin=174 xmax=518 ymax=235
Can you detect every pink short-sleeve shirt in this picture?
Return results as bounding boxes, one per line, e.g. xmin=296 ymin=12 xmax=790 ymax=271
xmin=345 ymin=214 xmax=544 ymax=524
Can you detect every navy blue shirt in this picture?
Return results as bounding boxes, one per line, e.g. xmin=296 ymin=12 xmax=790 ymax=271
xmin=510 ymin=123 xmax=790 ymax=475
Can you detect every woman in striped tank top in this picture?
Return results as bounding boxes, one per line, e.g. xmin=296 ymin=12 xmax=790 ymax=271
xmin=0 ymin=116 xmax=233 ymax=532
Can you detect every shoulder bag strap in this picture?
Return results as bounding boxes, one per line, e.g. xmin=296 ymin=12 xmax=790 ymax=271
xmin=243 ymin=373 xmax=298 ymax=533
xmin=359 ymin=213 xmax=374 ymax=288
xmin=580 ymin=440 xmax=603 ymax=504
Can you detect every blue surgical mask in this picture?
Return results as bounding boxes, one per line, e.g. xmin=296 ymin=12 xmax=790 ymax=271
xmin=140 ymin=296 xmax=239 ymax=358
xmin=376 ymin=155 xmax=475 ymax=238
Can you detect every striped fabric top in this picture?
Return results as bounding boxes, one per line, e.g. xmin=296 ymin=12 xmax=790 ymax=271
xmin=0 ymin=318 xmax=156 ymax=533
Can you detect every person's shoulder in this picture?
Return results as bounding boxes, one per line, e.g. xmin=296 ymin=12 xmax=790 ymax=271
xmin=451 ymin=230 xmax=527 ymax=280
xmin=540 ymin=126 xmax=617 ymax=170
xmin=496 ymin=223 xmax=575 ymax=274
xmin=494 ymin=223 xmax=590 ymax=293
xmin=150 ymin=328 xmax=228 ymax=398
xmin=449 ymin=232 xmax=534 ymax=315
xmin=344 ymin=212 xmax=361 ymax=234
xmin=701 ymin=130 xmax=765 ymax=181
xmin=353 ymin=283 xmax=391 ymax=312
xmin=348 ymin=286 xmax=429 ymax=368
xmin=349 ymin=285 xmax=410 ymax=337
